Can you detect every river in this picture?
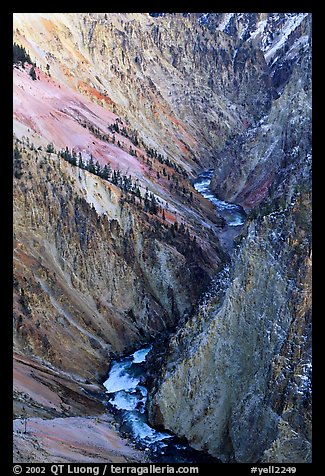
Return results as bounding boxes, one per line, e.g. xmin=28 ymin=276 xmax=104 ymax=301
xmin=103 ymin=170 xmax=246 ymax=462
xmin=192 ymin=169 xmax=246 ymax=227
xmin=103 ymin=346 xmax=217 ymax=463
xmin=193 ymin=169 xmax=246 ymax=253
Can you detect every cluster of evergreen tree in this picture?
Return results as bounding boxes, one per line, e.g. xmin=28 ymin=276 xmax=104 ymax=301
xmin=145 ymin=213 xmax=200 ymax=260
xmin=111 ymin=169 xmax=142 ymax=198
xmin=59 ymin=146 xmax=111 ymax=181
xmin=80 ymin=119 xmax=129 ymax=152
xmin=13 ymin=43 xmax=38 ymax=80
xmin=28 ymin=66 xmax=37 ymax=80
xmin=112 ymin=119 xmax=140 ymax=147
xmin=106 ymin=120 xmax=187 ymax=178
xmin=82 ymin=121 xmax=111 ymax=143
xmin=57 ymin=145 xmax=158 ymax=210
xmin=107 ymin=121 xmax=138 ymax=152
xmin=168 ymin=175 xmax=194 ymax=203
xmin=108 ymin=120 xmax=123 ymax=135
xmin=86 ymin=117 xmax=188 ymax=187
xmin=144 ymin=189 xmax=158 ymax=214
xmin=13 ymin=43 xmax=32 ymax=66
xmin=107 ymin=118 xmax=140 ymax=146
xmin=144 ymin=145 xmax=187 ymax=177
xmin=13 ymin=137 xmax=198 ymax=248
xmin=58 ymin=143 xmax=194 ymax=213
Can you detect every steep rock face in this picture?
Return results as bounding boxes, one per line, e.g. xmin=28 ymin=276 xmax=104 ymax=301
xmin=147 ymin=21 xmax=311 ymax=463
xmin=148 ymin=192 xmax=311 ymax=463
xmin=210 ymin=14 xmax=311 ymax=209
xmin=196 ymin=12 xmax=310 ymax=87
xmin=13 ymin=12 xmax=311 ymax=464
xmin=13 ymin=146 xmax=222 ymax=384
xmin=13 ymin=13 xmax=232 ymax=441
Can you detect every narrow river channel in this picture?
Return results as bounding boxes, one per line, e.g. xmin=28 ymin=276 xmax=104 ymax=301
xmin=193 ymin=169 xmax=247 ymax=253
xmin=103 ymin=170 xmax=246 ymax=462
xmin=192 ymin=169 xmax=246 ymax=227
xmin=103 ymin=346 xmax=219 ymax=462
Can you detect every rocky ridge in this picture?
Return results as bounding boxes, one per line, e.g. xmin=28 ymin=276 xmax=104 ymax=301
xmin=13 ymin=141 xmax=223 ymax=382
xmin=210 ymin=14 xmax=312 ymax=209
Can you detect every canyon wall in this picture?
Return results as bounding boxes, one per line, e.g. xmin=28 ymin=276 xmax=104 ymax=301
xmin=13 ymin=13 xmax=277 ymax=170
xmin=13 ymin=12 xmax=311 ymax=463
xmin=147 ymin=21 xmax=312 ymax=463
xmin=210 ymin=13 xmax=311 ymax=208
xmin=148 ymin=194 xmax=311 ymax=462
xmin=13 ymin=146 xmax=222 ymax=383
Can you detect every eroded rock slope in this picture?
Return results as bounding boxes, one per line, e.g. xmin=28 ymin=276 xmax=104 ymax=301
xmin=147 ymin=17 xmax=312 ymax=463
xmin=13 ymin=12 xmax=311 ymax=463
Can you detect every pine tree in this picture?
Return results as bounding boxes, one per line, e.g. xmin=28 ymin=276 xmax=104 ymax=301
xmin=78 ymin=153 xmax=84 ymax=169
xmin=135 ymin=187 xmax=142 ymax=200
xmin=112 ymin=170 xmax=118 ymax=185
xmin=21 ymin=406 xmax=28 ymax=434
xmin=149 ymin=193 xmax=158 ymax=215
xmin=70 ymin=149 xmax=77 ymax=166
xmin=13 ymin=146 xmax=23 ymax=179
xmin=144 ymin=189 xmax=150 ymax=211
xmin=122 ymin=174 xmax=132 ymax=193
xmin=179 ymin=222 xmax=186 ymax=234
xmin=87 ymin=155 xmax=96 ymax=174
xmin=46 ymin=143 xmax=54 ymax=153
xmin=95 ymin=160 xmax=101 ymax=176
xmin=102 ymin=164 xmax=111 ymax=180
xmin=13 ymin=43 xmax=32 ymax=65
xmin=29 ymin=65 xmax=37 ymax=81
xmin=62 ymin=146 xmax=70 ymax=162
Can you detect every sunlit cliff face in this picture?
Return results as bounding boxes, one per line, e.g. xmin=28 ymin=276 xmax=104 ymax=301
xmin=13 ymin=13 xmax=281 ymax=173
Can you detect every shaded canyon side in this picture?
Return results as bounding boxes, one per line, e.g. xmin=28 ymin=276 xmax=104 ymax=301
xmin=147 ymin=30 xmax=312 ymax=464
